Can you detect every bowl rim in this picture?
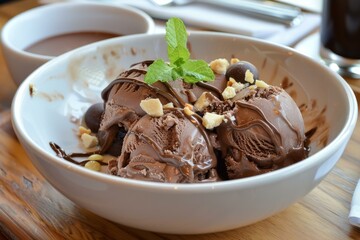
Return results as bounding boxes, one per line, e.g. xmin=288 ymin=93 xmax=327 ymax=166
xmin=0 ymin=1 xmax=155 ymax=60
xmin=11 ymin=32 xmax=358 ymax=193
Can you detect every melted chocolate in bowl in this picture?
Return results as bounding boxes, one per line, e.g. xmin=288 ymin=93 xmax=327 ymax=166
xmin=25 ymin=31 xmax=120 ymax=56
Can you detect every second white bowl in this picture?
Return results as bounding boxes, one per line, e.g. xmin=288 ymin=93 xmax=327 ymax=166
xmin=1 ymin=2 xmax=155 ymax=86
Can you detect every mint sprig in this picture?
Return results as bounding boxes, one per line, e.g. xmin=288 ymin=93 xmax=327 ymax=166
xmin=144 ymin=18 xmax=214 ymax=85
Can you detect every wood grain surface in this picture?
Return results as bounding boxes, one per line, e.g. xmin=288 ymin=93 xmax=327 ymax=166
xmin=1 ymin=1 xmax=360 ymax=239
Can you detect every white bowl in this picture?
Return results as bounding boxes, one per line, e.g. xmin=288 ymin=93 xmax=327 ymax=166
xmin=11 ymin=32 xmax=357 ymax=234
xmin=1 ymin=2 xmax=155 ymax=86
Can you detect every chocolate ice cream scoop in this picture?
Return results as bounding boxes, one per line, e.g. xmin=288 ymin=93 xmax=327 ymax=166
xmin=95 ymin=60 xmax=228 ymax=154
xmin=96 ymin=61 xmax=174 ymax=153
xmin=112 ymin=109 xmax=219 ymax=183
xmin=216 ymin=85 xmax=308 ymax=179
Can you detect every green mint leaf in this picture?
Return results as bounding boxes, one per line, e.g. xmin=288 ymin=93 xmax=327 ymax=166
xmin=172 ymin=56 xmax=186 ymax=67
xmin=166 ymin=18 xmax=190 ymax=64
xmin=171 ymin=68 xmax=182 ymax=80
xmin=145 ymin=17 xmax=215 ymax=85
xmin=144 ymin=59 xmax=174 ymax=84
xmin=181 ymin=59 xmax=215 ymax=84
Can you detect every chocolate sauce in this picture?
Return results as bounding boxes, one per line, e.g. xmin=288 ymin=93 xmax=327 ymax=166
xmin=25 ymin=31 xmax=120 ymax=57
xmin=196 ymin=82 xmax=224 ymax=100
xmin=182 ymin=110 xmax=218 ymax=167
xmin=234 ymin=101 xmax=284 ymax=154
xmin=163 ymin=82 xmax=187 ymax=107
xmin=101 ymin=78 xmax=183 ymax=107
xmin=304 ymin=127 xmax=317 ymax=149
xmin=49 ymin=142 xmax=107 ymax=166
xmin=321 ymin=0 xmax=360 ymax=58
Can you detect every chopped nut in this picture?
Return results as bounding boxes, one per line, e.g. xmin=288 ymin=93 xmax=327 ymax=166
xmin=227 ymin=77 xmax=244 ymax=92
xmin=209 ymin=58 xmax=229 ymax=74
xmin=81 ymin=133 xmax=99 ymax=148
xmin=230 ymin=58 xmax=240 ymax=65
xmin=185 ymin=103 xmax=194 ymax=111
xmin=140 ymin=98 xmax=163 ymax=117
xmin=85 ymin=160 xmax=101 ymax=171
xmin=232 ymin=82 xmax=245 ymax=92
xmin=194 ymin=92 xmax=211 ymax=111
xmin=255 ymin=80 xmax=269 ymax=88
xmin=249 ymin=84 xmax=258 ymax=90
xmin=227 ymin=77 xmax=237 ymax=86
xmin=222 ymin=86 xmax=236 ymax=100
xmin=88 ymin=154 xmax=103 ymax=161
xmin=78 ymin=126 xmax=91 ymax=136
xmin=202 ymin=112 xmax=225 ymax=130
xmin=245 ymin=70 xmax=255 ymax=84
xmin=163 ymin=102 xmax=174 ymax=109
xmin=184 ymin=106 xmax=195 ymax=116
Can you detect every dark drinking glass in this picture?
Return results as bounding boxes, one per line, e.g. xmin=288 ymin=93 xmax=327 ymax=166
xmin=320 ymin=0 xmax=360 ymax=78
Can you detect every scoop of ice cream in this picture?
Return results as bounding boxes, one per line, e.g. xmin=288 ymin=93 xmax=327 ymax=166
xmin=94 ymin=60 xmax=227 ymax=154
xmin=100 ymin=61 xmax=170 ymax=127
xmin=216 ymin=85 xmax=307 ymax=179
xmin=111 ymin=109 xmax=219 ymax=183
xmin=96 ymin=61 xmax=174 ymax=153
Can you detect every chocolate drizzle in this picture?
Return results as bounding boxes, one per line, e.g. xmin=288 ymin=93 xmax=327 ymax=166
xmin=163 ymin=82 xmax=187 ymax=107
xmin=234 ymin=101 xmax=284 ymax=155
xmin=101 ymin=78 xmax=183 ymax=107
xmin=181 ymin=110 xmax=217 ymax=167
xmin=49 ymin=142 xmax=107 ymax=166
xmin=196 ymin=82 xmax=224 ymax=100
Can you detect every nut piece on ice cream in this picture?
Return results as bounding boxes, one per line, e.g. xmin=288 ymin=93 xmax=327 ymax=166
xmin=111 ymin=109 xmax=219 ymax=183
xmin=222 ymin=86 xmax=236 ymax=100
xmin=202 ymin=112 xmax=225 ymax=130
xmin=140 ymin=98 xmax=164 ymax=117
xmin=216 ymin=85 xmax=307 ymax=179
xmin=209 ymin=58 xmax=229 ymax=74
xmin=81 ymin=133 xmax=98 ymax=149
xmin=194 ymin=92 xmax=221 ymax=112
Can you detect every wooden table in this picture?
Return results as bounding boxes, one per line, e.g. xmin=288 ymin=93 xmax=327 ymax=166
xmin=1 ymin=1 xmax=360 ymax=239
